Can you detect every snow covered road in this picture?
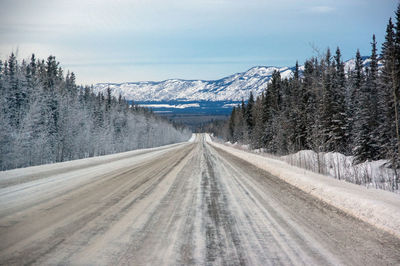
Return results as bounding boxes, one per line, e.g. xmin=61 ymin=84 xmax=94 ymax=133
xmin=0 ymin=134 xmax=399 ymax=265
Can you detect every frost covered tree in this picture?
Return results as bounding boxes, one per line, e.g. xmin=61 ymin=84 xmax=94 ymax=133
xmin=0 ymin=53 xmax=191 ymax=170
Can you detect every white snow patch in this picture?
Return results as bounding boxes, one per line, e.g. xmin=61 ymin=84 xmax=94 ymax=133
xmin=205 ymin=134 xmax=212 ymax=143
xmin=187 ymin=134 xmax=196 ymax=143
xmin=139 ymin=103 xmax=200 ymax=109
xmin=207 ymin=135 xmax=400 ymax=238
xmin=222 ymin=103 xmax=240 ymax=108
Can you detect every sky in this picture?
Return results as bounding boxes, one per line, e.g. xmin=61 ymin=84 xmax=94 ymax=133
xmin=0 ymin=0 xmax=398 ymax=85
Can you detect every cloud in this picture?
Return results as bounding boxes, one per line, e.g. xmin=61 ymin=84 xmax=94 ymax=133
xmin=308 ymin=6 xmax=336 ymax=14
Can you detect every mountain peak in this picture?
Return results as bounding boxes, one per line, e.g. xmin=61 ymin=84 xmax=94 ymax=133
xmin=93 ymin=58 xmax=373 ymax=102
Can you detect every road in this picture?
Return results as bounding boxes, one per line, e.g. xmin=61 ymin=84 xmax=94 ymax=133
xmin=0 ymin=134 xmax=400 ymax=265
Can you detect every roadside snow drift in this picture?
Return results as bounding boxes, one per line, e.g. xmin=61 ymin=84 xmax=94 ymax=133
xmin=207 ymin=136 xmax=400 ymax=238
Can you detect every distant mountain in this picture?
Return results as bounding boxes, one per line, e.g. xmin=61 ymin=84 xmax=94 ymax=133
xmin=93 ymin=57 xmax=376 ymax=103
xmin=93 ymin=66 xmax=293 ymax=102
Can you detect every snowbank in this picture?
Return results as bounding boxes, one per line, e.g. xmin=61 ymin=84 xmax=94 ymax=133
xmin=207 ymin=136 xmax=400 ymax=238
xmin=0 ymin=141 xmax=185 ymax=183
xmin=187 ymin=134 xmax=196 ymax=143
xmin=281 ymin=150 xmax=398 ymax=192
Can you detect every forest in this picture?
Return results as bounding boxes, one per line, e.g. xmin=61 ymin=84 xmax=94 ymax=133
xmin=210 ymin=5 xmax=400 ymax=180
xmin=0 ymin=54 xmax=191 ymax=170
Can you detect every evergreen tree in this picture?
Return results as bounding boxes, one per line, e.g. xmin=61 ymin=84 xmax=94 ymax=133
xmin=331 ymin=47 xmax=348 ymax=153
xmin=392 ymin=4 xmax=400 ymax=167
xmin=354 ymin=38 xmax=379 ymax=163
xmin=245 ymin=91 xmax=255 ymax=135
xmin=368 ymin=34 xmax=380 ymax=159
xmin=251 ymin=95 xmax=264 ymax=149
xmin=228 ymin=107 xmax=236 ymax=142
xmin=264 ymin=70 xmax=282 ymax=153
xmin=321 ymin=48 xmax=335 ymax=151
xmin=348 ymin=49 xmax=364 ymax=152
xmin=379 ymin=18 xmax=398 ymax=165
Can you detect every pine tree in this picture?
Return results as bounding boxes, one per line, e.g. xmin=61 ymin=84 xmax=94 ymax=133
xmin=330 ymin=47 xmax=348 ymax=153
xmin=348 ymin=49 xmax=364 ymax=153
xmin=106 ymin=86 xmax=112 ymax=112
xmin=228 ymin=107 xmax=236 ymax=142
xmin=392 ymin=4 xmax=400 ymax=167
xmin=45 ymin=55 xmax=58 ymax=90
xmin=245 ymin=91 xmax=255 ymax=135
xmin=321 ymin=48 xmax=335 ymax=151
xmin=368 ymin=34 xmax=380 ymax=160
xmin=303 ymin=58 xmax=319 ymax=150
xmin=354 ymin=40 xmax=378 ymax=163
xmin=264 ymin=70 xmax=282 ymax=153
xmin=289 ymin=61 xmax=306 ymax=151
xmin=379 ymin=18 xmax=398 ymax=165
xmin=251 ymin=95 xmax=264 ymax=149
xmin=6 ymin=53 xmax=19 ymax=127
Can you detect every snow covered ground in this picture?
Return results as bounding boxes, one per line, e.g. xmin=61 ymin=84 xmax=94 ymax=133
xmin=207 ymin=136 xmax=400 ymax=238
xmin=220 ymin=140 xmax=398 ymax=193
xmin=0 ymin=141 xmax=186 ymax=187
xmin=281 ymin=150 xmax=398 ymax=192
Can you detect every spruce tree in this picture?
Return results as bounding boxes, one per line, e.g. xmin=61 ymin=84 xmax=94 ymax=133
xmin=264 ymin=71 xmax=282 ymax=153
xmin=289 ymin=62 xmax=303 ymax=151
xmin=245 ymin=91 xmax=255 ymax=135
xmin=392 ymin=4 xmax=400 ymax=167
xmin=354 ymin=39 xmax=379 ymax=163
xmin=321 ymin=48 xmax=335 ymax=151
xmin=228 ymin=107 xmax=237 ymax=142
xmin=251 ymin=95 xmax=264 ymax=149
xmin=380 ymin=18 xmax=398 ymax=165
xmin=330 ymin=47 xmax=348 ymax=153
xmin=348 ymin=50 xmax=364 ymax=152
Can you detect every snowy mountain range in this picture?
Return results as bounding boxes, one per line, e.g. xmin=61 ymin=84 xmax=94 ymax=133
xmin=93 ymin=57 xmax=375 ymax=103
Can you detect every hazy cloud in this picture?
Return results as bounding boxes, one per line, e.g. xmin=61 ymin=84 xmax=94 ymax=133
xmin=308 ymin=6 xmax=336 ymax=14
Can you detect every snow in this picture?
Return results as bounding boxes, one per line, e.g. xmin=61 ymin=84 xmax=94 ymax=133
xmin=139 ymin=103 xmax=200 ymax=109
xmin=207 ymin=136 xmax=400 ymax=238
xmin=188 ymin=134 xmax=196 ymax=143
xmin=4 ymin=134 xmax=397 ymax=264
xmin=0 ymin=141 xmax=186 ymax=183
xmin=281 ymin=150 xmax=398 ymax=192
xmin=93 ymin=66 xmax=284 ymax=102
xmin=0 ymin=135 xmax=196 ymax=185
xmin=222 ymin=103 xmax=240 ymax=108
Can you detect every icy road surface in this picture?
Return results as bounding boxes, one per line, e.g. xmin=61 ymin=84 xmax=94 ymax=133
xmin=0 ymin=134 xmax=400 ymax=265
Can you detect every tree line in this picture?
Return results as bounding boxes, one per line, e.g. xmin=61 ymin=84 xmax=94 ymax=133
xmin=212 ymin=4 xmax=400 ymax=170
xmin=0 ymin=54 xmax=191 ymax=170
